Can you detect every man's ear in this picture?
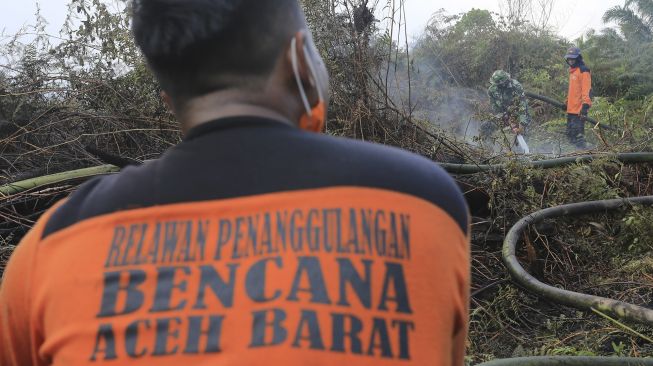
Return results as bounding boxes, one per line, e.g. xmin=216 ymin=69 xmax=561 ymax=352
xmin=161 ymin=91 xmax=176 ymax=115
xmin=286 ymin=31 xmax=319 ymax=108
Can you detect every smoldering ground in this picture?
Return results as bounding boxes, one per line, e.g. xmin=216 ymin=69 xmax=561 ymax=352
xmin=384 ymin=56 xmax=588 ymax=157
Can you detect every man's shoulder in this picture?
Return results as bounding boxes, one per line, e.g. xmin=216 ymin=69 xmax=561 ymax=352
xmin=308 ymin=134 xmax=469 ymax=228
xmin=43 ymin=131 xmax=469 ymax=238
xmin=42 ymin=162 xmax=158 ymax=239
xmin=313 ymin=133 xmax=451 ymax=179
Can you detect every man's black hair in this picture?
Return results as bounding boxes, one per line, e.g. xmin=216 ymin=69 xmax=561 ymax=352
xmin=132 ymin=0 xmax=304 ymax=101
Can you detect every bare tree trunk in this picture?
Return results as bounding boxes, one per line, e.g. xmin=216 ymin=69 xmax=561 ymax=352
xmin=532 ymin=0 xmax=556 ymax=33
xmin=501 ymin=0 xmax=556 ymax=32
xmin=501 ymin=0 xmax=532 ymax=27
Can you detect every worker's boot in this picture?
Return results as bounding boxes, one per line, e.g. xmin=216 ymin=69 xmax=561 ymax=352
xmin=567 ymin=114 xmax=586 ymax=149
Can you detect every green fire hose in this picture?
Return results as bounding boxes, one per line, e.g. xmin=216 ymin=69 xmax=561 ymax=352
xmin=525 ymin=91 xmax=617 ymax=132
xmin=475 ymin=197 xmax=653 ymax=366
xmin=477 ymin=356 xmax=653 ymax=366
xmin=3 ymin=152 xmax=653 ymax=194
xmin=503 ymin=196 xmax=653 ymax=325
xmin=2 ymin=152 xmax=653 ymax=196
xmin=439 ymin=152 xmax=653 ymax=174
xmin=482 ymin=197 xmax=653 ymax=366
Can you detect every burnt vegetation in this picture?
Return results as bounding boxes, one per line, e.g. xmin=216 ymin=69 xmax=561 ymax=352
xmin=1 ymin=0 xmax=653 ymax=363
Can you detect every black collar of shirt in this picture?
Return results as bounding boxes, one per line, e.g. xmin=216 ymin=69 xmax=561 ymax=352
xmin=184 ymin=116 xmax=293 ymax=141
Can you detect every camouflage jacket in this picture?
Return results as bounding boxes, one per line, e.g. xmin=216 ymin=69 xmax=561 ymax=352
xmin=487 ymin=79 xmax=531 ymax=128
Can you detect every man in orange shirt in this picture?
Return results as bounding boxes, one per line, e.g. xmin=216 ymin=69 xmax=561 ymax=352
xmin=0 ymin=1 xmax=470 ymax=365
xmin=564 ymin=47 xmax=592 ymax=149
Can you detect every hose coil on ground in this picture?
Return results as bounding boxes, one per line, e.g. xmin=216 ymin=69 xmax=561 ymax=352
xmin=476 ymin=356 xmax=653 ymax=366
xmin=503 ymin=197 xmax=653 ymax=326
xmin=484 ymin=198 xmax=653 ymax=366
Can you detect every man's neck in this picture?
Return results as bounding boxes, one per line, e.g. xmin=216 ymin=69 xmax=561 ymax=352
xmin=176 ymin=90 xmax=296 ymax=135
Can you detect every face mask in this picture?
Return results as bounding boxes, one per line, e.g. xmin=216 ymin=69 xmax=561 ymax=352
xmin=291 ymin=37 xmax=327 ymax=133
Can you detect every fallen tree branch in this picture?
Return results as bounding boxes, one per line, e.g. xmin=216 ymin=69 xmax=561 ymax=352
xmin=0 ymin=165 xmax=119 ymax=196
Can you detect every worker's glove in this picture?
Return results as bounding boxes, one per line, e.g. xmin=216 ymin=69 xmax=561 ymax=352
xmin=512 ymin=126 xmax=524 ymax=134
xmin=580 ymin=103 xmax=590 ymax=117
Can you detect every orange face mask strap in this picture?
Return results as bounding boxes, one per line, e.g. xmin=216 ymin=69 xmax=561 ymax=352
xmin=291 ymin=36 xmax=326 ymax=133
xmin=300 ymin=100 xmax=326 ymax=132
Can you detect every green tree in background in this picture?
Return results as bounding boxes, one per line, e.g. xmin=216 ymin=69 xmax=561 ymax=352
xmin=413 ymin=8 xmax=567 ymax=92
xmin=603 ymin=0 xmax=653 ymax=42
xmin=585 ymin=0 xmax=653 ymax=99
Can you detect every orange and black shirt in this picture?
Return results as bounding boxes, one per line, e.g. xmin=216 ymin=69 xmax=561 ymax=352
xmin=0 ymin=117 xmax=470 ymax=366
xmin=567 ymin=63 xmax=592 ymax=115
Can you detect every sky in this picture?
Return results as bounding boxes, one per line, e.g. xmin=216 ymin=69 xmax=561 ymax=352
xmin=403 ymin=0 xmax=622 ymax=40
xmin=0 ymin=0 xmax=624 ymax=42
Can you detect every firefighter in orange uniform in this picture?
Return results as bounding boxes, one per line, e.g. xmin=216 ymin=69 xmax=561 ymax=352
xmin=564 ymin=47 xmax=592 ymax=148
xmin=0 ymin=1 xmax=471 ymax=365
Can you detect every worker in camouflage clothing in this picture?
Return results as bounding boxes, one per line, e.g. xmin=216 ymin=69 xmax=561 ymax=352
xmin=482 ymin=70 xmax=532 ymax=141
